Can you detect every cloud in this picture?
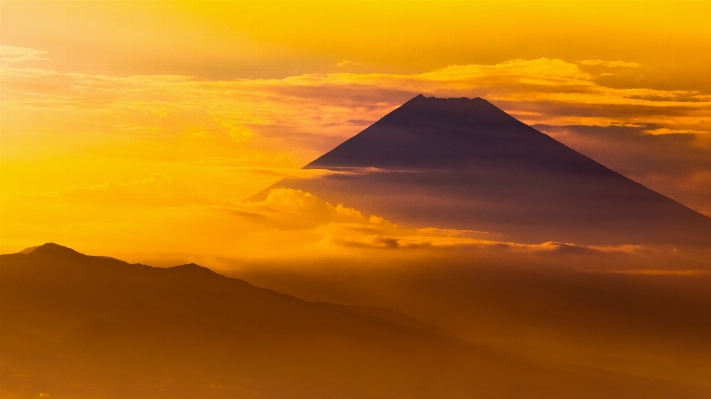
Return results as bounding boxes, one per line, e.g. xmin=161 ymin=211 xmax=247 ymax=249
xmin=5 ymin=174 xmax=664 ymax=263
xmin=5 ymin=55 xmax=711 ymax=164
xmin=4 ymin=49 xmax=711 ymax=254
xmin=24 ymin=184 xmax=504 ymax=256
xmin=5 ymin=54 xmax=711 ymax=146
xmin=225 ymin=189 xmax=647 ymax=256
xmin=579 ymin=60 xmax=641 ymax=68
xmin=642 ymin=128 xmax=709 ymax=135
xmin=0 ymin=46 xmax=48 ymax=66
xmin=226 ymin=188 xmax=380 ymax=230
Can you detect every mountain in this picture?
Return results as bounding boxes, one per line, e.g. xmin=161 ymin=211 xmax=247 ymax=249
xmin=0 ymin=243 xmax=701 ymax=399
xmin=258 ymin=95 xmax=711 ymax=246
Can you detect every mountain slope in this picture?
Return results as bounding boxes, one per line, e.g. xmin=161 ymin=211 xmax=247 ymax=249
xmin=260 ymin=95 xmax=711 ymax=246
xmin=0 ymin=243 xmax=702 ymax=398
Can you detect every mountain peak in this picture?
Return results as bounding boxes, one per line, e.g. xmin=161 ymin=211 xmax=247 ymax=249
xmin=398 ymin=94 xmax=515 ymax=115
xmin=266 ymin=95 xmax=711 ymax=246
xmin=306 ymin=95 xmax=578 ymax=170
xmin=399 ymin=95 xmax=503 ymax=118
xmin=168 ymin=263 xmax=221 ymax=277
xmin=21 ymin=243 xmax=84 ymax=257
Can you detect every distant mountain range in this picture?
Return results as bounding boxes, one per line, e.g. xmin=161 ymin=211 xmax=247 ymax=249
xmin=257 ymin=95 xmax=711 ymax=246
xmin=1 ymin=243 xmax=703 ymax=399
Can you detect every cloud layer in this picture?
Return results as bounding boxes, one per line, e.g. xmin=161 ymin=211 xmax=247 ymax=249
xmin=2 ymin=47 xmax=711 ymax=260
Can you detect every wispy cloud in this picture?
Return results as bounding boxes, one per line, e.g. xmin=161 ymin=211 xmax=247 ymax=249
xmin=11 ymin=181 xmax=649 ymax=260
xmin=5 ymin=54 xmax=711 ymax=147
xmin=228 ymin=189 xmax=646 ymax=256
xmin=3 ymin=49 xmax=711 ymax=256
xmin=0 ymin=46 xmax=48 ymax=66
xmin=579 ymin=59 xmax=641 ymax=68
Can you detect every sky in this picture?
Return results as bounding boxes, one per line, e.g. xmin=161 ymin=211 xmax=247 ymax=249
xmin=2 ymin=1 xmax=711 ymax=263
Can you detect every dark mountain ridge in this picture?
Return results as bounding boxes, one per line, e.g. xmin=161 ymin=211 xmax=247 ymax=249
xmin=0 ymin=243 xmax=700 ymax=398
xmin=262 ymin=95 xmax=711 ymax=246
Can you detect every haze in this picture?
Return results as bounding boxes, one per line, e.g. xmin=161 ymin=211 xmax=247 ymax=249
xmin=2 ymin=2 xmax=711 ymax=398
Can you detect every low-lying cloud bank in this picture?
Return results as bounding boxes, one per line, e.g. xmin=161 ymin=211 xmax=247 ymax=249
xmin=227 ymin=188 xmax=648 ymax=256
xmin=10 ymin=178 xmax=668 ymax=263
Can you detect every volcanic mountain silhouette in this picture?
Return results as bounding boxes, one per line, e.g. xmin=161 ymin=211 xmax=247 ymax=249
xmin=260 ymin=95 xmax=711 ymax=246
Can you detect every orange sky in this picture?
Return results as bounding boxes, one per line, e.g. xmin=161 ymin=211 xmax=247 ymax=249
xmin=2 ymin=1 xmax=711 ymax=262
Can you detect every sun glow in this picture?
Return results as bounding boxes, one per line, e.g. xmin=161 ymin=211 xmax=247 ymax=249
xmin=2 ymin=1 xmax=711 ymax=260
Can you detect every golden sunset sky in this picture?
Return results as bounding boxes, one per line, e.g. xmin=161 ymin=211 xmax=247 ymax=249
xmin=2 ymin=1 xmax=711 ymax=263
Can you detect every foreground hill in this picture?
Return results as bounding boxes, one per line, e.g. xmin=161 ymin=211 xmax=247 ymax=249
xmin=259 ymin=95 xmax=711 ymax=246
xmin=0 ymin=243 xmax=702 ymax=398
